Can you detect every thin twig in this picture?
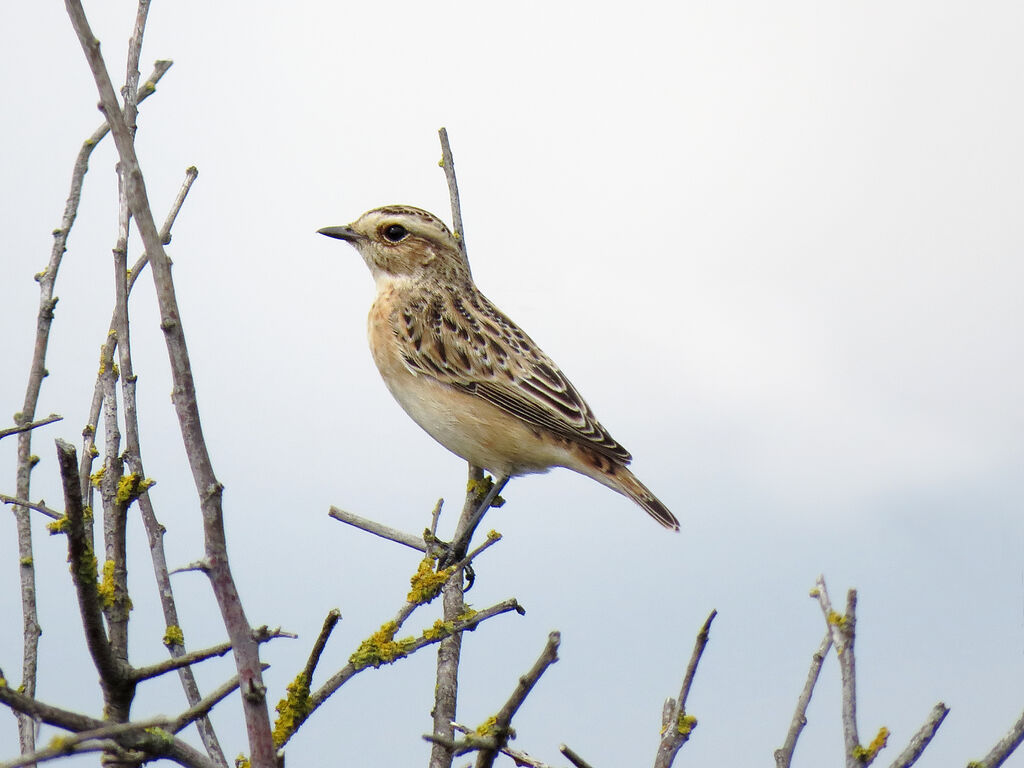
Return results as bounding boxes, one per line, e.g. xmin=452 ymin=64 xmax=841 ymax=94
xmin=653 ymin=610 xmax=716 ymax=768
xmin=302 ymin=609 xmax=342 ymax=683
xmin=0 ymin=415 xmax=62 ymax=441
xmin=775 ymin=631 xmax=833 ymax=768
xmin=62 ymin=4 xmax=275 ymax=764
xmin=0 ymin=495 xmax=62 ymax=520
xmin=328 ymin=506 xmax=427 ymax=552
xmin=813 ymin=576 xmax=862 ymax=768
xmin=560 ymin=743 xmax=596 ymax=768
xmin=475 ymin=631 xmax=561 ymax=768
xmin=172 ymin=664 xmax=271 ymax=735
xmin=287 ymin=596 xmax=523 ymax=750
xmin=131 ymin=641 xmax=232 ymax=682
xmin=0 ymin=717 xmax=169 ymax=768
xmin=970 ymin=705 xmax=1024 ymax=768
xmin=886 ymin=702 xmax=948 ymax=768
xmin=438 ymin=127 xmax=469 ymax=270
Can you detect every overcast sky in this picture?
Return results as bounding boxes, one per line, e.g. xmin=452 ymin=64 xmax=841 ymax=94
xmin=2 ymin=1 xmax=1023 ymax=766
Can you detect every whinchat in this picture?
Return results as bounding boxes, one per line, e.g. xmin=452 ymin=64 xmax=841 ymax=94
xmin=318 ymin=205 xmax=679 ymax=533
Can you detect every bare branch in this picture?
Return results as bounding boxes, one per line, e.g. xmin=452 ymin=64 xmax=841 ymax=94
xmin=131 ymin=641 xmax=232 ymax=682
xmin=0 ymin=415 xmax=62 ymax=441
xmin=970 ymin=705 xmax=1024 ymax=768
xmin=55 ymin=439 xmax=126 ymax=686
xmin=430 ymin=463 xmax=485 ymax=768
xmin=172 ymin=665 xmax=271 ymax=735
xmin=654 ymin=610 xmax=716 ymax=768
xmin=0 ymin=495 xmax=62 ymax=520
xmin=290 ymin=596 xmax=524 ymax=750
xmin=61 ymin=4 xmax=274 ymax=763
xmin=813 ymin=576 xmax=862 ymax=768
xmin=475 ymin=631 xmax=561 ymax=768
xmin=775 ymin=631 xmax=833 ymax=768
xmin=0 ymin=717 xmax=170 ymax=768
xmin=302 ymin=609 xmax=342 ymax=683
xmin=560 ymin=743 xmax=596 ymax=768
xmin=886 ymin=702 xmax=949 ymax=768
xmin=328 ymin=506 xmax=427 ymax=552
xmin=438 ymin=127 xmax=469 ymax=269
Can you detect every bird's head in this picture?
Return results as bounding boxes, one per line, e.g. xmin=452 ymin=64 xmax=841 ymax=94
xmin=318 ymin=205 xmax=468 ymax=285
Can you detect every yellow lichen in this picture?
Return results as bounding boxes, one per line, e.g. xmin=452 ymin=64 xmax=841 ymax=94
xmin=163 ymin=625 xmax=185 ymax=648
xmin=852 ymin=726 xmax=889 ymax=763
xmin=90 ymin=466 xmax=105 ymax=489
xmin=456 ymin=608 xmax=478 ymax=623
xmin=422 ymin=619 xmax=454 ymax=641
xmin=116 ymin=474 xmax=155 ymax=505
xmin=827 ymin=610 xmax=847 ymax=628
xmin=20 ymin=557 xmax=33 ymax=567
xmin=46 ymin=516 xmax=69 ymax=535
xmin=476 ymin=715 xmax=497 ymax=736
xmin=98 ymin=560 xmax=117 ymax=607
xmin=235 ymin=756 xmax=250 ymax=768
xmin=349 ymin=621 xmax=415 ymax=670
xmin=407 ymin=556 xmax=452 ymax=605
xmin=677 ymin=713 xmax=698 ymax=736
xmin=486 ymin=529 xmax=502 ymax=541
xmin=272 ymin=672 xmax=311 ymax=747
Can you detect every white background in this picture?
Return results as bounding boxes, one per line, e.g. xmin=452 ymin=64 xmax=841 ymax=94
xmin=2 ymin=1 xmax=1023 ymax=766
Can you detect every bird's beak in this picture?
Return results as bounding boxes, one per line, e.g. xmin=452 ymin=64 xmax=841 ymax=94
xmin=317 ymin=225 xmax=361 ymax=242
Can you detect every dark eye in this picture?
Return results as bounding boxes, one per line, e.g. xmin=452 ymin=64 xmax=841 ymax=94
xmin=383 ymin=224 xmax=408 ymax=242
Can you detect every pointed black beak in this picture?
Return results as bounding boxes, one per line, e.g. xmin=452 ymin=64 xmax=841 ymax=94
xmin=317 ymin=225 xmax=361 ymax=242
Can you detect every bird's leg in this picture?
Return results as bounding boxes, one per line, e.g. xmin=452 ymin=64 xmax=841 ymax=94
xmin=443 ymin=473 xmax=510 ymax=567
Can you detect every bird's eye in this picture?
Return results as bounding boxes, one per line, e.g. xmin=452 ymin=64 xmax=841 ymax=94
xmin=383 ymin=224 xmax=409 ymax=242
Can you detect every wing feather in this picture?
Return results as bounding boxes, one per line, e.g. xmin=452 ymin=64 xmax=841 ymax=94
xmin=393 ymin=289 xmax=632 ymax=464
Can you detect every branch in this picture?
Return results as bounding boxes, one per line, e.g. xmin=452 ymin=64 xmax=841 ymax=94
xmin=131 ymin=640 xmax=232 ymax=682
xmin=560 ymin=743 xmax=596 ymax=768
xmin=475 ymin=631 xmax=561 ymax=768
xmin=653 ymin=610 xmax=716 ymax=768
xmin=302 ymin=609 xmax=342 ymax=684
xmin=328 ymin=506 xmax=427 ymax=552
xmin=62 ymin=4 xmax=274 ymax=763
xmin=0 ymin=415 xmax=62 ymax=441
xmin=430 ymin=463 xmax=485 ymax=768
xmin=887 ymin=702 xmax=948 ymax=768
xmin=813 ymin=576 xmax=863 ymax=768
xmin=55 ymin=439 xmax=125 ymax=687
xmin=775 ymin=631 xmax=833 ymax=768
xmin=970 ymin=705 xmax=1024 ymax=768
xmin=291 ymin=596 xmax=524 ymax=749
xmin=172 ymin=664 xmax=271 ymax=735
xmin=0 ymin=495 xmax=62 ymax=520
xmin=438 ymin=127 xmax=469 ymax=270
xmin=0 ymin=717 xmax=169 ymax=768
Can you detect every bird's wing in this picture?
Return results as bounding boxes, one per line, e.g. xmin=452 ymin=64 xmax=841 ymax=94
xmin=392 ymin=288 xmax=632 ymax=464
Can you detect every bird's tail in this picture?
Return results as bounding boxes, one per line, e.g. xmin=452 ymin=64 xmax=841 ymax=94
xmin=602 ymin=466 xmax=680 ymax=531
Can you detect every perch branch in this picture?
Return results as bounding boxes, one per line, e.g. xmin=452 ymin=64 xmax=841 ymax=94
xmin=328 ymin=506 xmax=427 ymax=552
xmin=0 ymin=415 xmax=62 ymax=441
xmin=0 ymin=495 xmax=62 ymax=520
xmin=887 ymin=702 xmax=949 ymax=768
xmin=438 ymin=127 xmax=469 ymax=269
xmin=560 ymin=743 xmax=596 ymax=768
xmin=971 ymin=705 xmax=1024 ymax=768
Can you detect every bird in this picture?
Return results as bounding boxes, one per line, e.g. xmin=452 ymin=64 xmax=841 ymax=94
xmin=318 ymin=205 xmax=679 ymax=545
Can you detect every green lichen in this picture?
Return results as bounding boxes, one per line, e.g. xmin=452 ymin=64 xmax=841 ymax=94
xmin=20 ymin=557 xmax=33 ymax=567
xmin=407 ymin=556 xmax=452 ymax=605
xmin=272 ymin=672 xmax=311 ymax=747
xmin=46 ymin=516 xmax=69 ymax=535
xmin=90 ymin=466 xmax=106 ymax=489
xmin=456 ymin=608 xmax=478 ymax=623
xmin=349 ymin=621 xmax=415 ymax=670
xmin=476 ymin=715 xmax=497 ymax=736
xmin=677 ymin=712 xmax=698 ymax=736
xmin=852 ymin=726 xmax=889 ymax=763
xmin=163 ymin=625 xmax=185 ymax=648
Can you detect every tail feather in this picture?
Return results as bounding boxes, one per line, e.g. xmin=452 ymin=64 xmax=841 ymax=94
xmin=605 ymin=466 xmax=680 ymax=531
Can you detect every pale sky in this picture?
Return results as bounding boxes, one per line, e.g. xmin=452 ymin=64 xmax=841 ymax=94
xmin=2 ymin=1 xmax=1023 ymax=766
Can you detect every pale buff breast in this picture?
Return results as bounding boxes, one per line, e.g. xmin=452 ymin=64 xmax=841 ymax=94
xmin=366 ymin=288 xmax=573 ymax=477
